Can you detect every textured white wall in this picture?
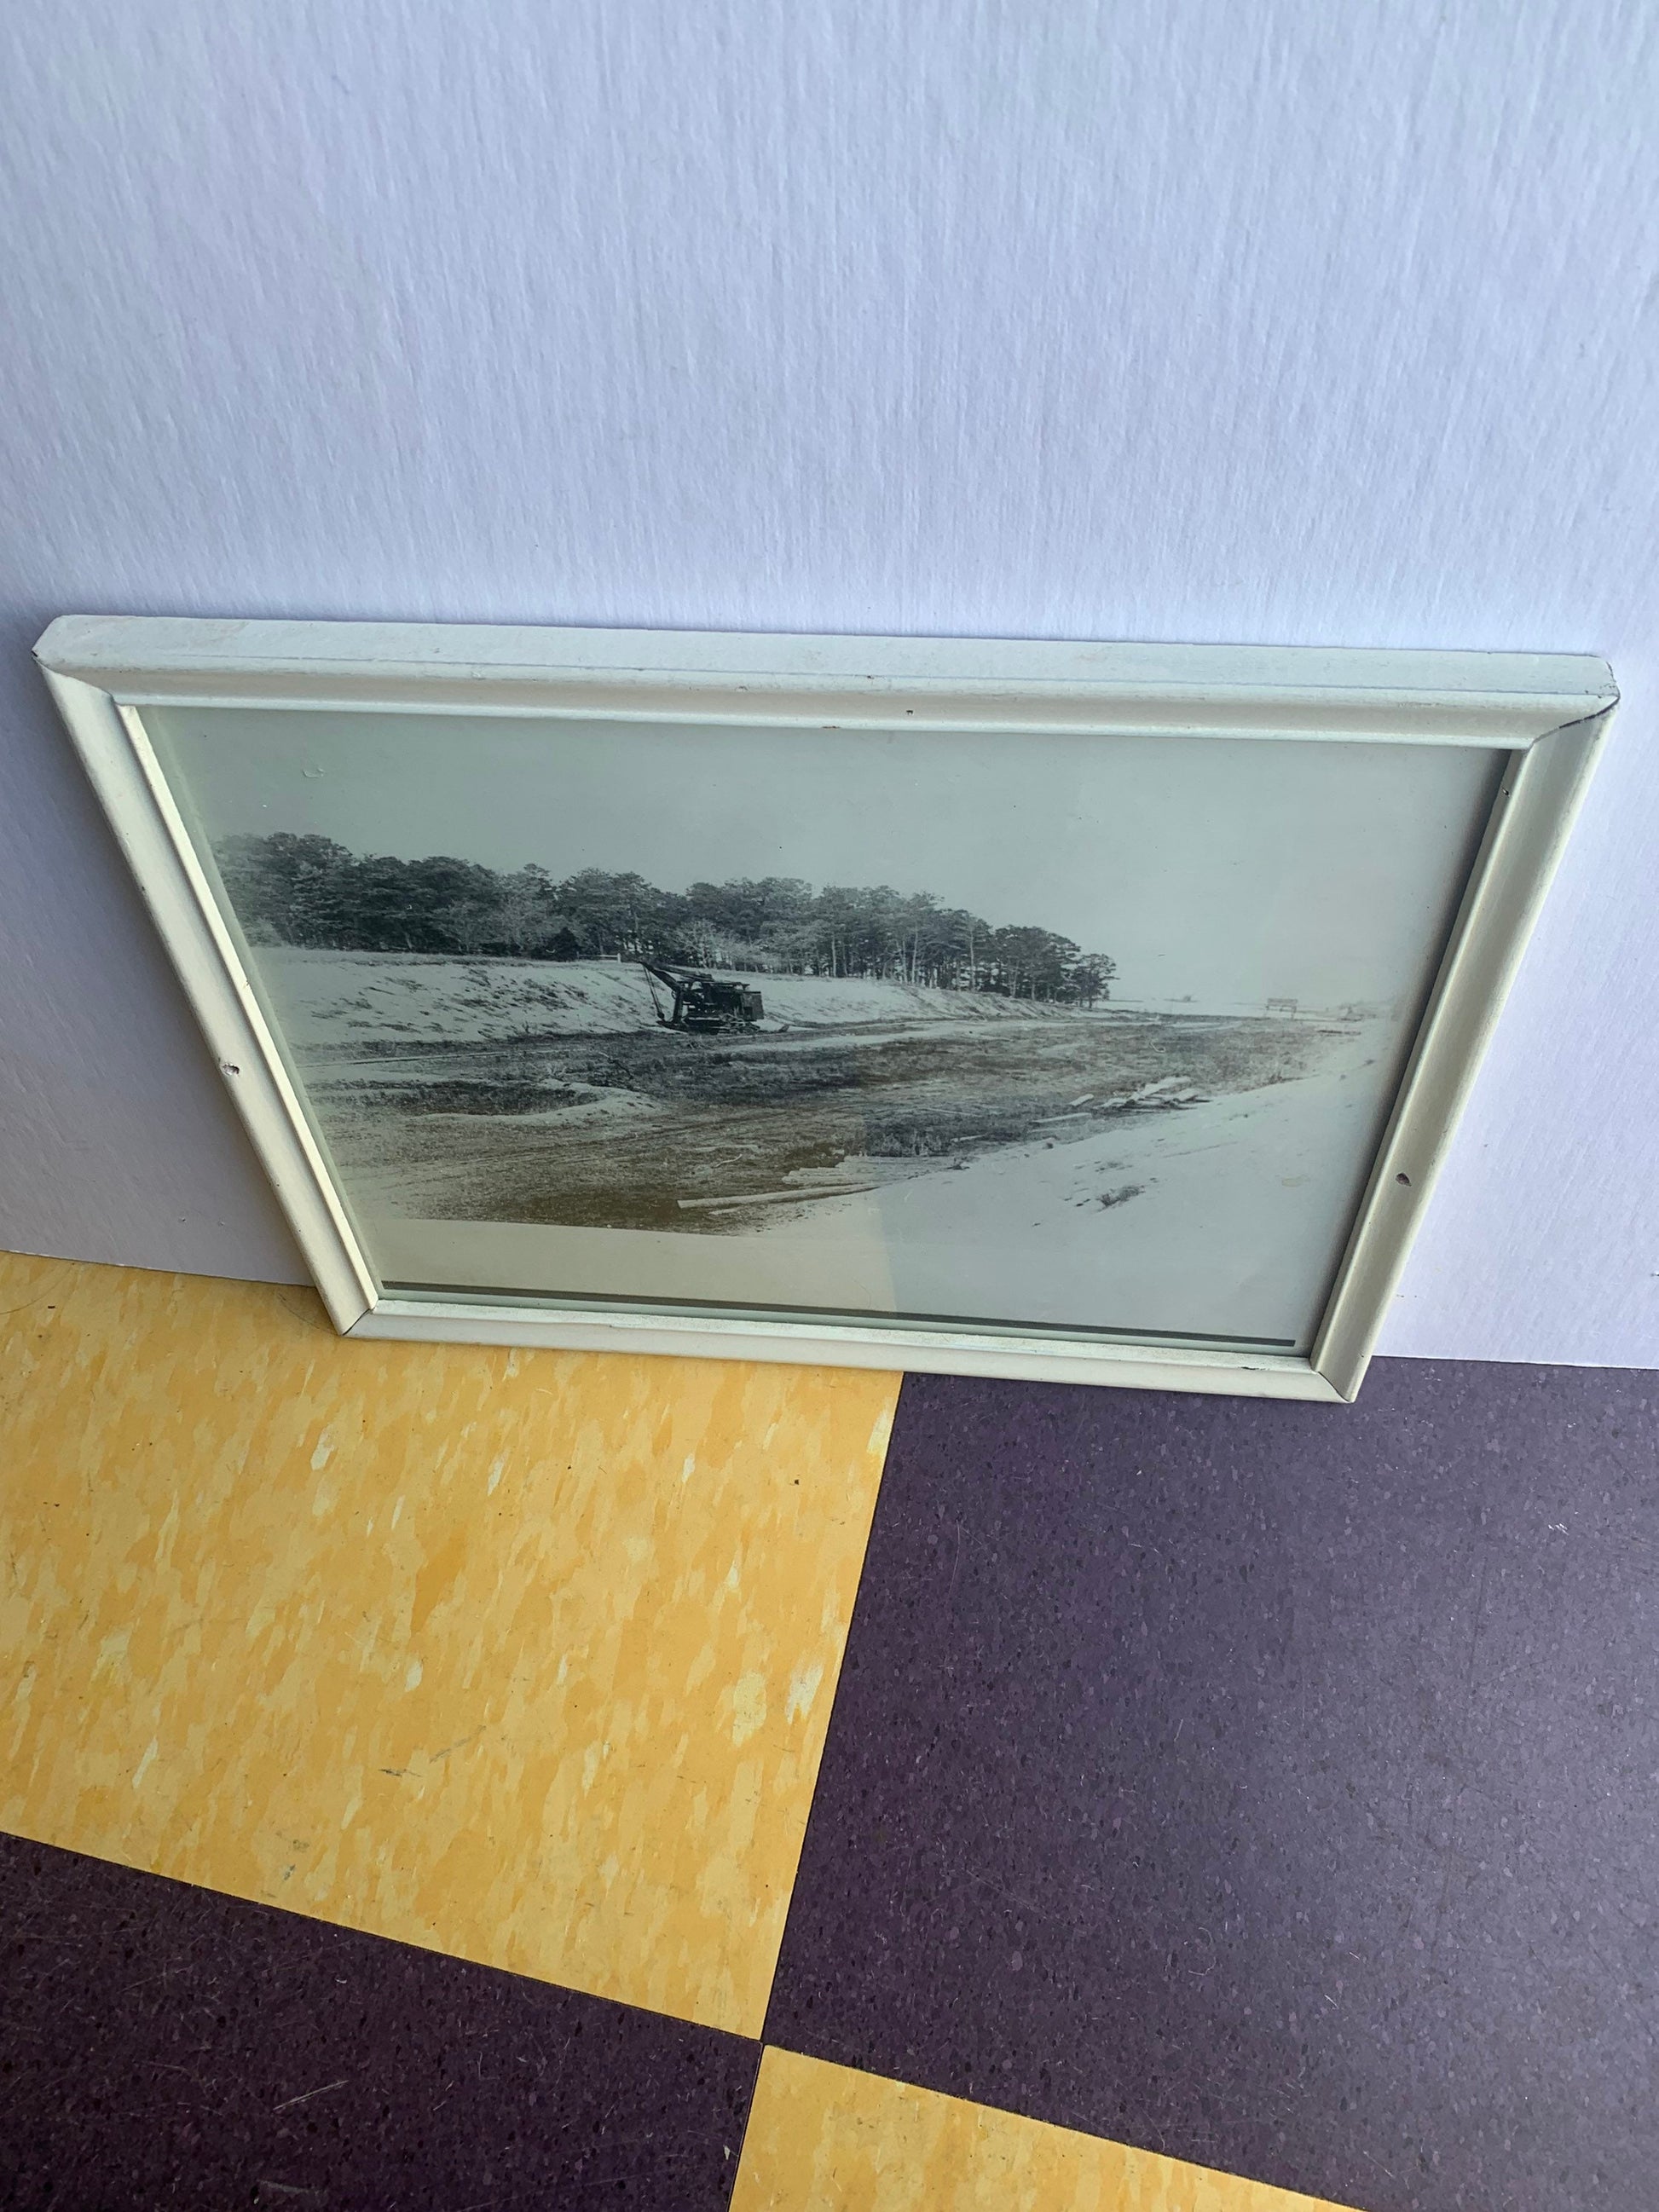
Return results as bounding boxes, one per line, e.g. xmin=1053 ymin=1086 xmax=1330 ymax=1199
xmin=2 ymin=1 xmax=1656 ymax=1364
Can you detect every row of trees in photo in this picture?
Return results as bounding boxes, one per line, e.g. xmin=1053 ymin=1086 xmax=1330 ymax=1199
xmin=216 ymin=832 xmax=1117 ymax=1004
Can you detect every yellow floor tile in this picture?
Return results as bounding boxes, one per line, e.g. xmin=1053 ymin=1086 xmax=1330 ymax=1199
xmin=731 ymin=2049 xmax=1364 ymax=2212
xmin=0 ymin=1250 xmax=897 ymax=2036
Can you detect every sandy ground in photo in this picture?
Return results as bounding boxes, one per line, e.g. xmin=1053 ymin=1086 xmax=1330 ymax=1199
xmin=248 ymin=950 xmax=1403 ymax=1347
xmin=749 ymin=1020 xmax=1392 ymax=1343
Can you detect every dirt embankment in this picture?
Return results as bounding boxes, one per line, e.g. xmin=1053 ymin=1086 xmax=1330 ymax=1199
xmin=256 ymin=947 xmax=1070 ymax=1052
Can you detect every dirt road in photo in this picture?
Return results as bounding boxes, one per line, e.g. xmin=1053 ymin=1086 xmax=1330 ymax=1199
xmin=303 ymin=1004 xmax=1347 ymax=1231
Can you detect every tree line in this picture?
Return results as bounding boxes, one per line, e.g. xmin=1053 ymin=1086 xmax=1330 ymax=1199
xmin=216 ymin=832 xmax=1116 ymax=1004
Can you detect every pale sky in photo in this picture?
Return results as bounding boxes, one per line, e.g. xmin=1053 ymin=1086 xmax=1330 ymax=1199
xmin=148 ymin=707 xmax=1500 ymax=1008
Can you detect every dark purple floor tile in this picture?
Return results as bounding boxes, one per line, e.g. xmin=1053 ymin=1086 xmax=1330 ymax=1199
xmin=0 ymin=1833 xmax=756 ymax=2211
xmin=766 ymin=1358 xmax=1659 ymax=2212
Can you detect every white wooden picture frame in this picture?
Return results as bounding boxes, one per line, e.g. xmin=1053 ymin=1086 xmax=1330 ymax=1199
xmin=36 ymin=616 xmax=1616 ymax=1403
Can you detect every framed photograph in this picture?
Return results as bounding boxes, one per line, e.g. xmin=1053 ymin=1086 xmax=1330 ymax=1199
xmin=36 ymin=617 xmax=1616 ymax=1402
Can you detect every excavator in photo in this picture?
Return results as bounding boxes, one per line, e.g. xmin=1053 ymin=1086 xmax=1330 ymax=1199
xmin=640 ymin=959 xmax=765 ymax=1034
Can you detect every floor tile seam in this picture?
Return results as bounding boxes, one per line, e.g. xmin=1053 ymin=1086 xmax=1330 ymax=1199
xmin=0 ymin=1817 xmax=779 ymax=2053
xmin=754 ymin=2033 xmax=1084 ymax=2151
xmin=742 ymin=1372 xmax=910 ymax=2039
xmin=743 ymin=2036 xmax=1353 ymax=2207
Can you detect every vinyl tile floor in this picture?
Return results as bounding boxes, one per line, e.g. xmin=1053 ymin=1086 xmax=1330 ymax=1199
xmin=2 ymin=1249 xmax=1655 ymax=2210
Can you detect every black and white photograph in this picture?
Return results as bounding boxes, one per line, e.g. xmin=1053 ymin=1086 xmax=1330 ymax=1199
xmin=147 ymin=705 xmax=1501 ymax=1350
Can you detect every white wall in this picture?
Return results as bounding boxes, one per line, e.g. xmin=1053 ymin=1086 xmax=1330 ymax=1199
xmin=3 ymin=0 xmax=1655 ymax=1366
